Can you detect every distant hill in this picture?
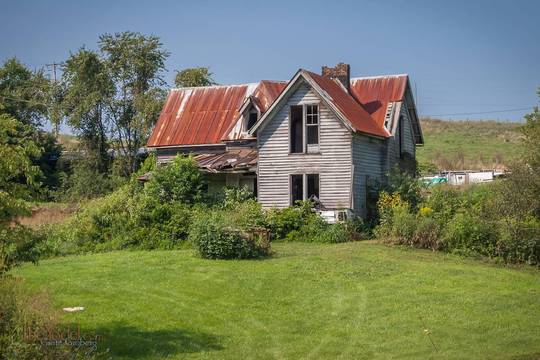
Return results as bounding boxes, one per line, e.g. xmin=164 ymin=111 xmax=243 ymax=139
xmin=416 ymin=118 xmax=523 ymax=173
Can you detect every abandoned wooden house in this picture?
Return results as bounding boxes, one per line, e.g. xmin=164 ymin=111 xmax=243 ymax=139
xmin=146 ymin=63 xmax=423 ymax=221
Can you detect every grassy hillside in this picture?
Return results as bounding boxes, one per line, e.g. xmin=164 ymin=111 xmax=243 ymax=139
xmin=15 ymin=242 xmax=539 ymax=359
xmin=417 ymin=118 xmax=523 ymax=172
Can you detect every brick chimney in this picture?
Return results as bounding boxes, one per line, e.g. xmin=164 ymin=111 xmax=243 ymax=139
xmin=321 ymin=63 xmax=350 ymax=92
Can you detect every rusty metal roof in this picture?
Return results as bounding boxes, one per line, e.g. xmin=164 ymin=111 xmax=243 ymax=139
xmin=147 ymin=81 xmax=286 ymax=147
xmin=350 ymin=74 xmax=408 ymax=129
xmin=303 ymin=70 xmax=390 ymax=138
xmin=147 ymin=72 xmax=412 ymax=147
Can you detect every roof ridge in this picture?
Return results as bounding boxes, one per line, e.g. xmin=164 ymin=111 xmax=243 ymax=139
xmin=171 ymin=79 xmax=288 ymax=92
xmin=351 ymin=74 xmax=408 ymax=81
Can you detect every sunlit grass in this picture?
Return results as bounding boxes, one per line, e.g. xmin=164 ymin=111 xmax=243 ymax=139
xmin=15 ymin=242 xmax=540 ymax=359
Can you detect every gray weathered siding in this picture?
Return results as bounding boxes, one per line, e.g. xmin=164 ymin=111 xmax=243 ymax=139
xmin=386 ymin=97 xmax=416 ymax=172
xmin=351 ymin=135 xmax=385 ymax=217
xmin=257 ymin=82 xmax=352 ymax=209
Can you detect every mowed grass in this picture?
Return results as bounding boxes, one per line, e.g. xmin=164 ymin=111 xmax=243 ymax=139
xmin=417 ymin=118 xmax=523 ymax=170
xmin=14 ymin=242 xmax=540 ymax=359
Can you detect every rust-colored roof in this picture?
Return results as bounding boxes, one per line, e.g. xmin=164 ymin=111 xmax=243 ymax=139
xmin=147 ymin=81 xmax=286 ymax=147
xmin=147 ymin=71 xmax=412 ymax=147
xmin=251 ymin=80 xmax=287 ymax=113
xmin=303 ymin=70 xmax=389 ymax=138
xmin=350 ymin=75 xmax=408 ymax=129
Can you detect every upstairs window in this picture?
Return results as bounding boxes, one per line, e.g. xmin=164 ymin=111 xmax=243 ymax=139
xmin=290 ymin=105 xmax=303 ymax=153
xmin=247 ymin=111 xmax=258 ymax=131
xmin=290 ymin=104 xmax=319 ymax=154
xmin=306 ymin=105 xmax=319 ymax=146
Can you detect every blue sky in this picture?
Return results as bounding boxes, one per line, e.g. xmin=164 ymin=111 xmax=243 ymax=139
xmin=1 ymin=0 xmax=539 ymax=123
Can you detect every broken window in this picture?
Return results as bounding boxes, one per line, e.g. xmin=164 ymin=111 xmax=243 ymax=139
xmin=290 ymin=104 xmax=319 ymax=153
xmin=291 ymin=174 xmax=303 ymax=204
xmin=291 ymin=173 xmax=320 ymax=205
xmin=306 ymin=105 xmax=319 ymax=146
xmin=247 ymin=111 xmax=258 ymax=131
xmin=307 ymin=174 xmax=319 ymax=200
xmin=290 ymin=105 xmax=303 ymax=153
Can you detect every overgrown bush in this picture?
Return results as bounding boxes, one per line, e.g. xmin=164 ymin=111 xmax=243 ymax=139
xmin=0 ymin=226 xmax=41 ymax=274
xmin=265 ymin=201 xmax=316 ymax=240
xmin=283 ymin=214 xmax=352 ymax=244
xmin=376 ymin=182 xmax=540 ymax=265
xmin=144 ymin=155 xmax=205 ymax=205
xmin=188 ymin=209 xmax=270 ymax=259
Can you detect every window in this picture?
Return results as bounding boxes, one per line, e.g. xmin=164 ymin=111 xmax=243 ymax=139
xmin=290 ymin=104 xmax=319 ymax=153
xmin=247 ymin=111 xmax=258 ymax=131
xmin=291 ymin=174 xmax=303 ymax=204
xmin=307 ymin=174 xmax=319 ymax=200
xmin=306 ymin=105 xmax=319 ymax=145
xmin=290 ymin=173 xmax=320 ymax=205
xmin=290 ymin=105 xmax=303 ymax=153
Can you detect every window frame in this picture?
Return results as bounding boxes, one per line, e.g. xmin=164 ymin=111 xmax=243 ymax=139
xmin=290 ymin=173 xmax=320 ymax=205
xmin=288 ymin=103 xmax=320 ymax=154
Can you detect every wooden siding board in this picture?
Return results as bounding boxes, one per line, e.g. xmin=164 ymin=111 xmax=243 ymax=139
xmin=257 ymin=83 xmax=352 ymax=210
xmin=352 ymin=134 xmax=385 ymax=217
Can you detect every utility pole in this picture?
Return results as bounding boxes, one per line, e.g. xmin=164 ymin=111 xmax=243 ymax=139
xmin=46 ymin=62 xmax=62 ymax=137
xmin=45 ymin=62 xmax=61 ymax=82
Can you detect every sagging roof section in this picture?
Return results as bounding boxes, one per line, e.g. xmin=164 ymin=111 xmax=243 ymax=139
xmin=147 ymin=81 xmax=286 ymax=147
xmin=194 ymin=149 xmax=257 ymax=173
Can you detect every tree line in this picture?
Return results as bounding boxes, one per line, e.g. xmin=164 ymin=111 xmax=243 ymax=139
xmin=0 ymin=31 xmax=216 ymax=199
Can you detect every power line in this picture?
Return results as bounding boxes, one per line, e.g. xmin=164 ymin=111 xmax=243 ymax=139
xmin=423 ymin=107 xmax=533 ymax=117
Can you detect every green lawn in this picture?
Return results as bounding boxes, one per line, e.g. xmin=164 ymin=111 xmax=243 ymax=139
xmin=14 ymin=242 xmax=540 ymax=359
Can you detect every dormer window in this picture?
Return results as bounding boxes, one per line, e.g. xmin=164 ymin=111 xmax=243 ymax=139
xmin=247 ymin=111 xmax=258 ymax=131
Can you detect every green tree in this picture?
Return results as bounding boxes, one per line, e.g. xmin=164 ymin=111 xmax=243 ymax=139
xmin=62 ymin=48 xmax=114 ymax=173
xmin=99 ymin=31 xmax=169 ymax=174
xmin=0 ymin=59 xmax=64 ymax=197
xmin=0 ymin=58 xmax=49 ymax=127
xmin=0 ymin=110 xmax=42 ymax=273
xmin=174 ymin=67 xmax=216 ymax=88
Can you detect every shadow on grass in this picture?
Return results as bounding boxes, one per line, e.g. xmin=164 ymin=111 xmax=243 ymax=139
xmin=90 ymin=321 xmax=223 ymax=358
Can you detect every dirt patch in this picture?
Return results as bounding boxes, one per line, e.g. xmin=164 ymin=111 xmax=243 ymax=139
xmin=17 ymin=203 xmax=77 ymax=229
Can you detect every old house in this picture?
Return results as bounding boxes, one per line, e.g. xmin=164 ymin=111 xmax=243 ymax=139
xmin=147 ymin=63 xmax=423 ymax=221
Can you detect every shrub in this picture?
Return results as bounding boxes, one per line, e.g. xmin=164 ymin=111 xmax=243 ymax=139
xmin=188 ymin=210 xmax=270 ymax=259
xmin=144 ymin=155 xmax=205 ymax=205
xmin=496 ymin=218 xmax=540 ymax=265
xmin=0 ymin=225 xmax=41 ymax=274
xmin=218 ymin=186 xmax=255 ymax=209
xmin=42 ymin=183 xmax=195 ymax=256
xmin=442 ymin=212 xmax=498 ymax=257
xmin=265 ymin=201 xmax=315 ymax=240
xmin=385 ymin=168 xmax=424 ymax=211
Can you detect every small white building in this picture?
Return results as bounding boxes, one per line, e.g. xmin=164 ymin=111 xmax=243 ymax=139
xmin=443 ymin=170 xmax=495 ymax=185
